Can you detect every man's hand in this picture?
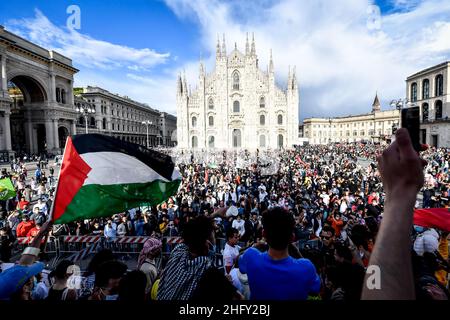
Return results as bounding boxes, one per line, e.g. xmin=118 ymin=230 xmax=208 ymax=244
xmin=377 ymin=128 xmax=426 ymax=196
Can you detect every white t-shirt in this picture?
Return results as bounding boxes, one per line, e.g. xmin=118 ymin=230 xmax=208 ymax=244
xmin=223 ymin=243 xmax=241 ymax=270
xmin=339 ymin=201 xmax=347 ymax=213
xmin=232 ymin=219 xmax=245 ymax=237
xmin=320 ymin=193 xmax=330 ymax=206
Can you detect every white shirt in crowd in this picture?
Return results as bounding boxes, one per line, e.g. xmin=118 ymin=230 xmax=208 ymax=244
xmin=232 ymin=219 xmax=245 ymax=237
xmin=33 ymin=202 xmax=48 ymax=215
xmin=320 ymin=193 xmax=330 ymax=206
xmin=223 ymin=242 xmax=241 ymax=271
xmin=339 ymin=200 xmax=348 ymax=213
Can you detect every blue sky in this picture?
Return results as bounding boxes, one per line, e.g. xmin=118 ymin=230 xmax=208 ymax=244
xmin=1 ymin=0 xmax=450 ymax=119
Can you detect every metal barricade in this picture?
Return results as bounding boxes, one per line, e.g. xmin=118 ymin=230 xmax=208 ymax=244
xmin=58 ymin=235 xmax=102 ymax=256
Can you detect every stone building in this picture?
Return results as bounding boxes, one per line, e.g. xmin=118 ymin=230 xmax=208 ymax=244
xmin=176 ymin=34 xmax=299 ymax=150
xmin=77 ymin=86 xmax=176 ymax=147
xmin=406 ymin=61 xmax=450 ymax=147
xmin=0 ymin=26 xmax=176 ymax=160
xmin=303 ymin=94 xmax=400 ymax=144
xmin=0 ymin=25 xmax=78 ymax=158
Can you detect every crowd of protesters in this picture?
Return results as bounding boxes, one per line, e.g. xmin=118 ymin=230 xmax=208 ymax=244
xmin=0 ymin=131 xmax=449 ymax=301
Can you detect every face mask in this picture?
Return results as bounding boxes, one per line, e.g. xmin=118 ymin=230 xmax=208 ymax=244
xmin=414 ymin=226 xmax=425 ymax=233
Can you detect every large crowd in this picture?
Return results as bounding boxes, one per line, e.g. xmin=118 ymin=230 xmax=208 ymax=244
xmin=0 ymin=132 xmax=449 ymax=300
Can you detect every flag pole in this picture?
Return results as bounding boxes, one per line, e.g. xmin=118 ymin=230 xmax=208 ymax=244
xmin=41 ymin=135 xmax=71 ymax=255
xmin=48 ymin=135 xmax=70 ymax=223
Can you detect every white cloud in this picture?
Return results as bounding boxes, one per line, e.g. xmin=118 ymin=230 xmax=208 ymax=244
xmin=5 ymin=9 xmax=170 ymax=70
xmin=164 ymin=0 xmax=450 ymax=120
xmin=6 ymin=2 xmax=450 ymax=120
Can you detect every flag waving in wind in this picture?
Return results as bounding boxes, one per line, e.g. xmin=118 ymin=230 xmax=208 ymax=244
xmin=0 ymin=177 xmax=16 ymax=200
xmin=52 ymin=134 xmax=181 ymax=224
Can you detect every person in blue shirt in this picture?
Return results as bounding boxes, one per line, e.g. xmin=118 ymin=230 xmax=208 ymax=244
xmin=134 ymin=214 xmax=145 ymax=236
xmin=239 ymin=207 xmax=321 ymax=300
xmin=35 ymin=167 xmax=42 ymax=183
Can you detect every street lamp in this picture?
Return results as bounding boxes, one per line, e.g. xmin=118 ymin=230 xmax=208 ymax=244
xmin=390 ymin=98 xmax=414 ymax=128
xmin=328 ymin=118 xmax=332 ymax=143
xmin=142 ymin=120 xmax=152 ymax=148
xmin=390 ymin=98 xmax=411 ymax=111
xmin=76 ymin=101 xmax=95 ymax=134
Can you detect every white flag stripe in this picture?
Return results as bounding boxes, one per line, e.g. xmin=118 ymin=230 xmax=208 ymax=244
xmin=80 ymin=152 xmax=175 ymax=186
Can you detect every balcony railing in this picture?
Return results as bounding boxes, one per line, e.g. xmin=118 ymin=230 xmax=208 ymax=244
xmin=422 ymin=117 xmax=449 ymax=124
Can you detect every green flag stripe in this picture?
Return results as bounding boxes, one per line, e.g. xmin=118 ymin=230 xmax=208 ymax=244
xmin=54 ymin=179 xmax=181 ymax=224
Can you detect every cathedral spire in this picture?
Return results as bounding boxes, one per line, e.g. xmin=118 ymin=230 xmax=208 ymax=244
xmin=269 ymin=49 xmax=274 ymax=73
xmin=372 ymin=91 xmax=381 ymax=112
xmin=177 ymin=72 xmax=182 ymax=95
xmin=292 ymin=66 xmax=297 ymax=90
xmin=222 ymin=34 xmax=226 ymax=56
xmin=216 ymin=34 xmax=221 ymax=58
xmin=199 ymin=54 xmax=204 ymax=77
xmin=234 ymin=42 xmax=237 ymax=51
xmin=245 ymin=32 xmax=250 ymax=55
xmin=251 ymin=32 xmax=256 ymax=56
xmin=182 ymin=69 xmax=187 ymax=96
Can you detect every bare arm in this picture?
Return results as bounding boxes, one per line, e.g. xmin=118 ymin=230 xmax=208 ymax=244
xmin=362 ymin=129 xmax=426 ymax=300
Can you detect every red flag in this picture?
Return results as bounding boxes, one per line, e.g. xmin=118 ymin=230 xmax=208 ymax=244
xmin=413 ymin=208 xmax=450 ymax=232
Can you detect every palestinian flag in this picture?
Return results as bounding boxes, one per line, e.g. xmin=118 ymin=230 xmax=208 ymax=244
xmin=52 ymin=134 xmax=181 ymax=224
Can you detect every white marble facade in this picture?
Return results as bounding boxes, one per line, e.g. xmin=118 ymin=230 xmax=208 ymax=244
xmin=176 ymin=34 xmax=299 ymax=150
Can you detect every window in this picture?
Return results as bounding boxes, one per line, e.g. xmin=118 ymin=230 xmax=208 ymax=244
xmin=78 ymin=116 xmax=84 ymax=125
xmin=260 ymin=115 xmax=265 ymax=125
xmin=260 ymin=97 xmax=265 ymax=108
xmin=422 ymin=103 xmax=429 ymax=122
xmin=360 ymin=130 xmax=365 ymax=136
xmin=423 ymin=79 xmax=430 ymax=99
xmin=209 ymin=116 xmax=214 ymax=126
xmin=277 ymin=134 xmax=283 ymax=149
xmin=277 ymin=114 xmax=283 ymax=125
xmin=259 ymin=135 xmax=266 ymax=147
xmin=192 ymin=136 xmax=198 ymax=148
xmin=232 ymin=71 xmax=240 ymax=90
xmin=353 ymin=131 xmax=357 ymax=136
xmin=411 ymin=82 xmax=418 ymax=102
xmin=233 ymin=101 xmax=240 ymax=113
xmin=435 ymin=100 xmax=443 ymax=119
xmin=192 ymin=116 xmax=197 ymax=127
xmin=61 ymin=89 xmax=66 ymax=104
xmin=208 ymin=98 xmax=214 ymax=110
xmin=232 ymin=129 xmax=241 ymax=148
xmin=56 ymin=88 xmax=61 ymax=103
xmin=102 ymin=118 xmax=106 ymax=130
xmin=90 ymin=117 xmax=96 ymax=127
xmin=208 ymin=136 xmax=215 ymax=148
xmin=435 ymin=75 xmax=444 ymax=96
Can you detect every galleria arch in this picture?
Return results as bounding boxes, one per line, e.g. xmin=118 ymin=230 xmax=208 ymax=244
xmin=0 ymin=25 xmax=78 ymax=159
